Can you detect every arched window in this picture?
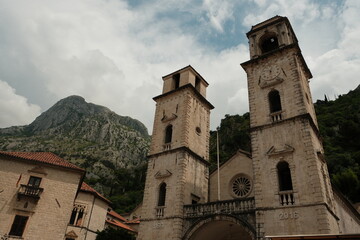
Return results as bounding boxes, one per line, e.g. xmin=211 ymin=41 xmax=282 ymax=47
xmin=277 ymin=161 xmax=293 ymax=191
xmin=195 ymin=76 xmax=201 ymax=92
xmin=260 ymin=35 xmax=279 ymax=54
xmin=158 ymin=182 xmax=166 ymax=206
xmin=269 ymin=90 xmax=282 ymax=113
xmin=173 ymin=73 xmax=180 ymax=89
xmin=165 ymin=125 xmax=173 ymax=143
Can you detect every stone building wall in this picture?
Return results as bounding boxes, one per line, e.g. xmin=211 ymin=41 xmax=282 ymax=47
xmin=0 ymin=156 xmax=82 ymax=239
xmin=209 ymin=151 xmax=254 ymax=202
xmin=66 ymin=191 xmax=109 ymax=240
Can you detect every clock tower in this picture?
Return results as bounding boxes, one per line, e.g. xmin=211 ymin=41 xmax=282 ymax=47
xmin=241 ymin=16 xmax=338 ymax=237
xmin=137 ymin=66 xmax=213 ymax=240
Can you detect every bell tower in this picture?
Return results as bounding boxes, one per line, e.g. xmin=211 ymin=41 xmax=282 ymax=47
xmin=241 ymin=16 xmax=338 ymax=237
xmin=137 ymin=65 xmax=213 ymax=240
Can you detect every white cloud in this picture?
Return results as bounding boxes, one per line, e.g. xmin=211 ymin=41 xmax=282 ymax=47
xmin=202 ymin=0 xmax=234 ymax=32
xmin=0 ymin=81 xmax=41 ymax=128
xmin=0 ymin=0 xmax=358 ymax=133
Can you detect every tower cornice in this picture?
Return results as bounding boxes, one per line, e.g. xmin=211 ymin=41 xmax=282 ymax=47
xmin=147 ymin=146 xmax=210 ymax=167
xmin=241 ymin=43 xmax=312 ymax=79
xmin=153 ymin=83 xmax=214 ymax=110
xmin=250 ymin=113 xmax=321 ymax=142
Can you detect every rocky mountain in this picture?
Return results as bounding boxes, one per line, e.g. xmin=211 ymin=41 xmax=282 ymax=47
xmin=0 ymin=96 xmax=151 ymax=184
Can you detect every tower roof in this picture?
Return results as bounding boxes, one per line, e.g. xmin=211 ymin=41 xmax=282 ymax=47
xmin=162 ymin=65 xmax=209 ymax=86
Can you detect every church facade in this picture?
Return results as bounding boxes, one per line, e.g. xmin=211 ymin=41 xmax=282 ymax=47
xmin=137 ymin=16 xmax=360 ymax=240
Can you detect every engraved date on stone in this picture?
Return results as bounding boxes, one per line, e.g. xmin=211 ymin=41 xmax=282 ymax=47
xmin=279 ymin=211 xmax=299 ymax=220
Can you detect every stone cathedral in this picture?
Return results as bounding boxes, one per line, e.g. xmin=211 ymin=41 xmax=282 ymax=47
xmin=137 ymin=16 xmax=360 ymax=240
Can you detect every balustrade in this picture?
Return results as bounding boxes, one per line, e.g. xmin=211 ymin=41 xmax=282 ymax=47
xmin=279 ymin=191 xmax=295 ymax=206
xmin=18 ymin=184 xmax=43 ymax=199
xmin=155 ymin=206 xmax=165 ymax=218
xmin=163 ymin=143 xmax=171 ymax=151
xmin=184 ymin=198 xmax=255 ymax=218
xmin=270 ymin=111 xmax=282 ymax=122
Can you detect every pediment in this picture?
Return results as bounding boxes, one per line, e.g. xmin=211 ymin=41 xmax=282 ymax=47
xmin=267 ymin=144 xmax=294 ymax=157
xmin=28 ymin=166 xmax=47 ymax=175
xmin=154 ymin=169 xmax=172 ymax=179
xmin=161 ymin=113 xmax=177 ymax=123
xmin=65 ymin=230 xmax=78 ymax=238
xmin=259 ymin=77 xmax=284 ymax=88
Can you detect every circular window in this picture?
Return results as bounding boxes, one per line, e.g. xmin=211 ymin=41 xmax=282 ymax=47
xmin=195 ymin=127 xmax=201 ymax=135
xmin=230 ymin=174 xmax=252 ymax=198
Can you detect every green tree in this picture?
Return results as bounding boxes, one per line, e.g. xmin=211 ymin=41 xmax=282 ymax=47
xmin=96 ymin=227 xmax=136 ymax=240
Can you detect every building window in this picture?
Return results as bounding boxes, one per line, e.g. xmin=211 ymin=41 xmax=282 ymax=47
xmin=269 ymin=90 xmax=282 ymax=113
xmin=277 ymin=161 xmax=293 ymax=191
xmin=28 ymin=176 xmax=42 ymax=187
xmin=164 ymin=125 xmax=173 ymax=144
xmin=158 ymin=182 xmax=166 ymax=206
xmin=260 ymin=35 xmax=279 ymax=53
xmin=230 ymin=174 xmax=252 ymax=198
xmin=191 ymin=194 xmax=200 ymax=204
xmin=69 ymin=204 xmax=86 ymax=226
xmin=9 ymin=215 xmax=28 ymax=237
xmin=173 ymin=73 xmax=180 ymax=89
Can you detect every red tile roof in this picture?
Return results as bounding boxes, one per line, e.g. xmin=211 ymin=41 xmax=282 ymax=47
xmin=107 ymin=210 xmax=127 ymax=222
xmin=0 ymin=151 xmax=84 ymax=172
xmin=105 ymin=219 xmax=136 ymax=232
xmin=80 ymin=182 xmax=111 ymax=204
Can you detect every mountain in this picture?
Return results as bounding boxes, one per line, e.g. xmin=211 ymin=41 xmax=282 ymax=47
xmin=0 ymin=96 xmax=151 ymax=201
xmin=209 ymin=85 xmax=360 ymax=203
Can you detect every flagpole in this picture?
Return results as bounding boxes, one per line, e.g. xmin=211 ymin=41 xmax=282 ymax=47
xmin=217 ymin=127 xmax=221 ymax=201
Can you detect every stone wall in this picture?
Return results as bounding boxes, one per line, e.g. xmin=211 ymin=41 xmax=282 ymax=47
xmin=0 ymin=157 xmax=82 ymax=239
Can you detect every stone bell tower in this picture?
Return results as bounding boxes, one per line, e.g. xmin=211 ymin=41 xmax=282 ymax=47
xmin=241 ymin=16 xmax=338 ymax=237
xmin=137 ymin=65 xmax=213 ymax=240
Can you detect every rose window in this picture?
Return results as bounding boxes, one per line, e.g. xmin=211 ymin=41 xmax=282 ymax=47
xmin=231 ymin=175 xmax=252 ymax=198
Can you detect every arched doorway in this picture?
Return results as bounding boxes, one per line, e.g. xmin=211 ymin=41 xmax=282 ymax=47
xmin=183 ymin=215 xmax=255 ymax=240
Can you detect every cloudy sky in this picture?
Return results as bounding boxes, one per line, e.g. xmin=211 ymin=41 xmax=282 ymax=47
xmin=0 ymin=0 xmax=359 ymax=133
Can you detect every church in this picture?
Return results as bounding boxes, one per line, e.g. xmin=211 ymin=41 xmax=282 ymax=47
xmin=136 ymin=16 xmax=360 ymax=240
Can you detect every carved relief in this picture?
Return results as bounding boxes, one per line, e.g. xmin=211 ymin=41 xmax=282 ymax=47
xmin=154 ymin=170 xmax=172 ymax=179
xmin=267 ymin=144 xmax=294 ymax=157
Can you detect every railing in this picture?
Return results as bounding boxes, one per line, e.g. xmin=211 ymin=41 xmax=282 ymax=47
xmin=155 ymin=206 xmax=165 ymax=218
xmin=184 ymin=198 xmax=255 ymax=218
xmin=18 ymin=184 xmax=43 ymax=199
xmin=163 ymin=143 xmax=171 ymax=151
xmin=279 ymin=191 xmax=295 ymax=206
xmin=270 ymin=111 xmax=282 ymax=122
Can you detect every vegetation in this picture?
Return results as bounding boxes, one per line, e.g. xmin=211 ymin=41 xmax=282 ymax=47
xmin=315 ymin=86 xmax=360 ymax=202
xmin=209 ymin=113 xmax=251 ymax=172
xmin=96 ymin=227 xmax=136 ymax=240
xmin=86 ymin=163 xmax=147 ymax=214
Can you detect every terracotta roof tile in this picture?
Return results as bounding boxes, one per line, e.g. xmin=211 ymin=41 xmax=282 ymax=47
xmin=107 ymin=210 xmax=127 ymax=222
xmin=0 ymin=151 xmax=84 ymax=172
xmin=80 ymin=182 xmax=111 ymax=204
xmin=105 ymin=219 xmax=136 ymax=232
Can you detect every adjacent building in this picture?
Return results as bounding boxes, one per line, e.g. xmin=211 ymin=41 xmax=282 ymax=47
xmin=0 ymin=151 xmax=134 ymax=240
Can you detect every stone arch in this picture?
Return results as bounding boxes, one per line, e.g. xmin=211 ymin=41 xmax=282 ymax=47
xmin=259 ymin=32 xmax=279 ymax=54
xmin=268 ymin=89 xmax=282 ymax=113
xmin=277 ymin=161 xmax=293 ymax=191
xmin=164 ymin=125 xmax=173 ymax=143
xmin=183 ymin=214 xmax=256 ymax=240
